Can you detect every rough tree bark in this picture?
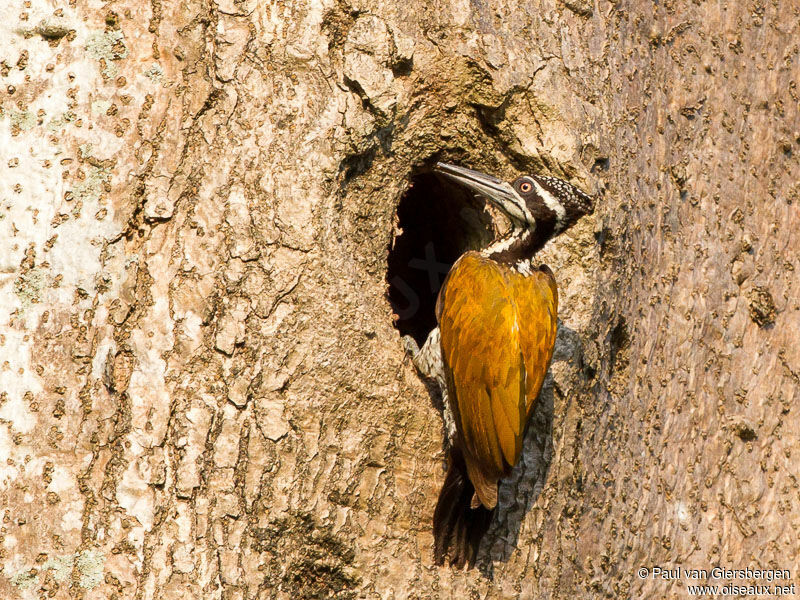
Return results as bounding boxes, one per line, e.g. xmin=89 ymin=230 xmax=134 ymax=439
xmin=0 ymin=0 xmax=798 ymax=598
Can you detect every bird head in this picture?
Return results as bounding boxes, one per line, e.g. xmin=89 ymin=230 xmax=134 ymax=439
xmin=434 ymin=162 xmax=593 ymax=241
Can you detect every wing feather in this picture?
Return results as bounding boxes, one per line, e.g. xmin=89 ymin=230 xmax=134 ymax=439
xmin=438 ymin=253 xmax=558 ymax=509
xmin=510 ymin=267 xmax=558 ymax=416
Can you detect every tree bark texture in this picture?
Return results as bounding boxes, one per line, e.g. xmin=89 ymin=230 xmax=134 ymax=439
xmin=0 ymin=0 xmax=798 ymax=598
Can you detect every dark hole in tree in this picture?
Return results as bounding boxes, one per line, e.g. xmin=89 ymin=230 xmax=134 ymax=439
xmin=387 ymin=171 xmax=495 ymax=346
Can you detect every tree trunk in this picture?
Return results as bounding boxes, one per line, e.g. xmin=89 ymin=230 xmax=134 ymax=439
xmin=1 ymin=0 xmax=797 ymax=598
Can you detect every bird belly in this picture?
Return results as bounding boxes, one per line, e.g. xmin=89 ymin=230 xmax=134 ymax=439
xmin=411 ymin=327 xmax=458 ymax=444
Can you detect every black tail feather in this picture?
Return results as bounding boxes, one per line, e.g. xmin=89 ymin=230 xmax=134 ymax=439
xmin=432 ymin=446 xmax=494 ymax=568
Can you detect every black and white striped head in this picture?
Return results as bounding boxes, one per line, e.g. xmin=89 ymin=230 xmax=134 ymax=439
xmin=510 ymin=174 xmax=593 ymax=237
xmin=434 ymin=163 xmax=593 ymax=247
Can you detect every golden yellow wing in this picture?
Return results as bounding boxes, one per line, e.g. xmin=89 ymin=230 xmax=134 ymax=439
xmin=437 ymin=252 xmax=558 ymax=508
xmin=510 ymin=264 xmax=559 ymax=417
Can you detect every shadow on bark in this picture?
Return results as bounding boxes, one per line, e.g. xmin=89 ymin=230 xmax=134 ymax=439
xmin=477 ymin=380 xmax=555 ymax=576
xmin=474 ymin=323 xmax=586 ymax=575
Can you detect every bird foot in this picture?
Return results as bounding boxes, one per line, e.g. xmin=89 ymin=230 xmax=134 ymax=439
xmin=401 ymin=335 xmax=420 ymax=358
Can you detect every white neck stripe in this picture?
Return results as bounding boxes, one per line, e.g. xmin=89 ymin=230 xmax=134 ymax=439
xmin=482 ymin=226 xmax=531 ymax=257
xmin=527 ymin=177 xmax=566 ymax=232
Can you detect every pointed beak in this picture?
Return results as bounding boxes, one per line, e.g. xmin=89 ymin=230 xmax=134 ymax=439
xmin=434 ymin=162 xmax=527 ymax=222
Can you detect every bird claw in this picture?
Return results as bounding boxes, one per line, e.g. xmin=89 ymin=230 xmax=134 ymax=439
xmin=401 ymin=335 xmax=420 ymax=358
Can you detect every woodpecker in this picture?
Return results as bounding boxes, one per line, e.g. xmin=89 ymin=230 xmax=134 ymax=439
xmin=403 ymin=162 xmax=593 ymax=568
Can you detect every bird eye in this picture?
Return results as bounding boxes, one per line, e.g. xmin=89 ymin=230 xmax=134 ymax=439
xmin=520 ymin=182 xmax=532 ymax=193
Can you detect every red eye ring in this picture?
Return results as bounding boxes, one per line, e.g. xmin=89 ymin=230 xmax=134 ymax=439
xmin=520 ymin=182 xmax=532 ymax=193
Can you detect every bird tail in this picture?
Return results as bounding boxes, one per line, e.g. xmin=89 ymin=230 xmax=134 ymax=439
xmin=432 ymin=446 xmax=494 ymax=568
